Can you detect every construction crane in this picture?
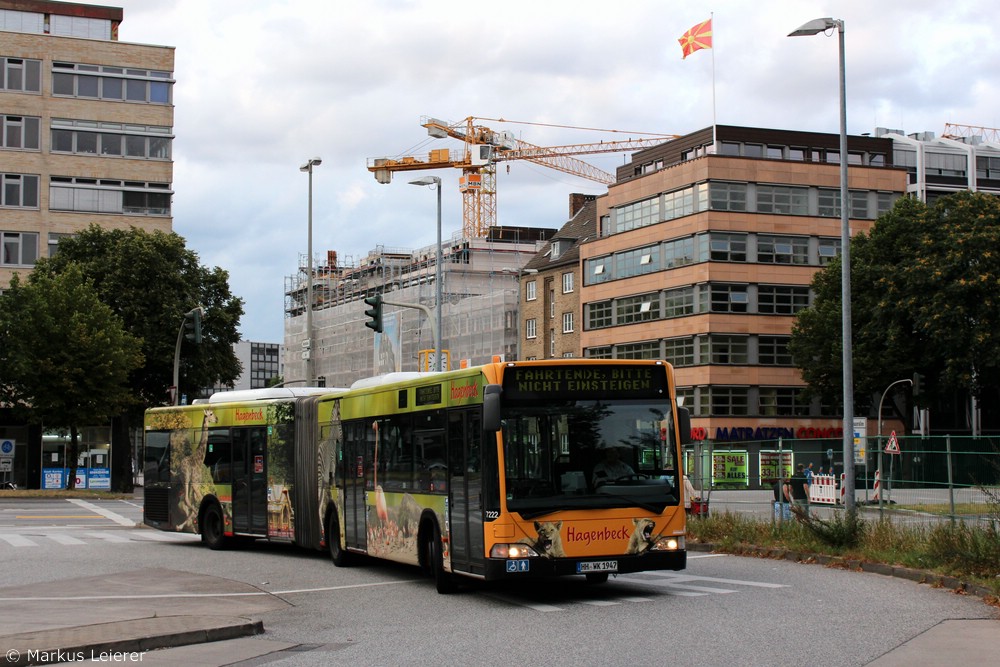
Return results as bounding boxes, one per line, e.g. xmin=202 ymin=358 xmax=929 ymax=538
xmin=367 ymin=116 xmax=676 ymax=238
xmin=942 ymin=123 xmax=1000 ymax=143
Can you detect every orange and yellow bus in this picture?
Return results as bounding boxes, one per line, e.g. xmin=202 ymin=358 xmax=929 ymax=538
xmin=143 ymin=359 xmax=691 ymax=592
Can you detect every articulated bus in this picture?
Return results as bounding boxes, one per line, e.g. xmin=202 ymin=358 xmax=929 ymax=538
xmin=143 ymin=359 xmax=691 ymax=592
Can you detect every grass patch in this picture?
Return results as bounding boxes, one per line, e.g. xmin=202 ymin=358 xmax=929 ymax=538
xmin=687 ymin=510 xmax=1000 ymax=595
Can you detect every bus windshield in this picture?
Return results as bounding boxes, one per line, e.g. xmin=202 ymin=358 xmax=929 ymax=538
xmin=501 ymin=399 xmax=678 ymax=517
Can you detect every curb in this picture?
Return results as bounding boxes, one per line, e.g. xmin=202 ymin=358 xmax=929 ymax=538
xmin=3 ymin=616 xmax=263 ymax=666
xmin=688 ymin=542 xmax=997 ymax=603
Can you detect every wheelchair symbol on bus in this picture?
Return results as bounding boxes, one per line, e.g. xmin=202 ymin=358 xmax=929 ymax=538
xmin=506 ymin=559 xmax=530 ymax=573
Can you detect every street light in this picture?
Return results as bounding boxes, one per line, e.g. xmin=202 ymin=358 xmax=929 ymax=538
xmin=409 ymin=175 xmax=443 ymax=371
xmin=300 ymin=157 xmax=322 ymax=384
xmin=789 ymin=17 xmax=855 ymax=514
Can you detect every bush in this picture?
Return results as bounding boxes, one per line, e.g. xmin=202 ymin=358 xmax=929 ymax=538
xmin=922 ymin=522 xmax=1000 ymax=579
xmin=794 ymin=507 xmax=867 ymax=549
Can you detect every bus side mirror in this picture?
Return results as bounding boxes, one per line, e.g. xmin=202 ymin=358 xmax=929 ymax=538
xmin=677 ymin=407 xmax=692 ymax=445
xmin=483 ymin=384 xmax=502 ymax=432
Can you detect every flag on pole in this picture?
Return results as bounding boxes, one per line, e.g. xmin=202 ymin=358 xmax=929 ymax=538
xmin=679 ymin=18 xmax=712 ymax=59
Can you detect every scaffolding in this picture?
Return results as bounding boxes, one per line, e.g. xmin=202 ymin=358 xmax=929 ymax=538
xmin=283 ymin=226 xmax=552 ymax=387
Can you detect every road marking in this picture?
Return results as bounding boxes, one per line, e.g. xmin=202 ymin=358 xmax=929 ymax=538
xmin=85 ymin=530 xmax=132 ymax=543
xmin=47 ymin=533 xmax=86 ymax=545
xmin=0 ymin=579 xmax=422 ymax=602
xmin=68 ymin=498 xmax=135 ymax=526
xmin=14 ymin=515 xmax=101 ymax=519
xmin=582 ymin=599 xmax=621 ymax=606
xmin=656 ymin=582 xmax=738 ymax=594
xmin=129 ymin=530 xmax=199 ymax=541
xmin=0 ymin=534 xmax=34 ymax=547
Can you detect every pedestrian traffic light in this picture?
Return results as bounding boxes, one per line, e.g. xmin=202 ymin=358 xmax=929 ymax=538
xmin=184 ymin=308 xmax=203 ymax=344
xmin=912 ymin=372 xmax=924 ymax=397
xmin=364 ymin=294 xmax=383 ymax=333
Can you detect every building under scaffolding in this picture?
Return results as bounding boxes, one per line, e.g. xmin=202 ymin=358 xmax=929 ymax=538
xmin=283 ymin=226 xmax=554 ymax=388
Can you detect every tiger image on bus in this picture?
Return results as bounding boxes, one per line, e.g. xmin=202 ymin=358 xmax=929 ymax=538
xmin=143 ymin=359 xmax=692 ymax=593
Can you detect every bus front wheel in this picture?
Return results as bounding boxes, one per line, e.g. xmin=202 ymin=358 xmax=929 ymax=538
xmin=201 ymin=503 xmax=227 ymax=550
xmin=427 ymin=523 xmax=456 ymax=594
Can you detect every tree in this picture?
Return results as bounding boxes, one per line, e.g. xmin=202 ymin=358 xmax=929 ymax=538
xmin=0 ymin=267 xmax=143 ymax=489
xmin=791 ymin=191 xmax=1000 ymax=420
xmin=34 ymin=225 xmax=245 ymax=490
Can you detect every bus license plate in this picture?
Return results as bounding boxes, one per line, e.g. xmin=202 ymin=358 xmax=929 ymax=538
xmin=577 ymin=560 xmax=617 ymax=573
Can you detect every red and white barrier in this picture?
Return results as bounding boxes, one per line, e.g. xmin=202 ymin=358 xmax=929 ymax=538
xmin=872 ymin=470 xmax=881 ymax=501
xmin=840 ymin=473 xmax=846 ymax=504
xmin=809 ymin=474 xmax=838 ymax=505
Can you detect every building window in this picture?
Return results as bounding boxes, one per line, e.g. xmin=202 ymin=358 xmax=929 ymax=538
xmin=662 ymin=184 xmax=707 ymax=221
xmin=584 ymin=256 xmax=612 ymax=285
xmin=52 ymin=62 xmax=172 ymax=104
xmin=1 ymin=57 xmax=41 ymax=93
xmin=676 ymin=387 xmax=696 ymax=415
xmin=525 ymin=318 xmax=537 ymax=339
xmin=616 ymin=341 xmax=660 ymax=359
xmin=561 ymin=271 xmax=573 ymax=293
xmin=617 ymin=293 xmax=659 ymax=324
xmin=759 ymin=387 xmax=809 ymax=416
xmin=1 ymin=173 xmax=39 ymax=208
xmin=818 ymin=238 xmax=840 ymax=265
xmin=615 ymin=196 xmax=660 ymax=233
xmin=49 ymin=177 xmax=171 ymax=216
xmin=757 ymin=235 xmax=809 ymax=265
xmin=616 ymin=245 xmax=660 ymax=278
xmin=663 ymin=235 xmax=696 ymax=268
xmin=876 ymin=192 xmax=898 ymax=216
xmin=756 ymin=184 xmax=808 ymax=215
xmin=525 ymin=280 xmax=536 ymax=301
xmin=51 ymin=119 xmax=172 ymax=160
xmin=698 ymin=334 xmax=749 ymax=364
xmin=700 ymin=386 xmax=750 ymax=416
xmin=702 ymin=284 xmax=749 ymax=313
xmin=759 ymin=336 xmax=793 ymax=366
xmin=47 ymin=232 xmax=73 ymax=258
xmin=700 ymin=232 xmax=747 ymax=262
xmin=549 ymin=290 xmax=555 ymax=318
xmin=562 ymin=312 xmax=574 ymax=333
xmin=2 ymin=231 xmax=38 ymax=266
xmin=664 ymin=286 xmax=695 ymax=318
xmin=664 ymin=337 xmax=695 ymax=366
xmin=758 ymin=285 xmax=810 ymax=315
xmin=550 ymin=331 xmax=556 ymax=356
xmin=1 ymin=115 xmax=40 ymax=150
xmin=819 ymin=188 xmax=872 ymax=219
xmin=709 ymin=181 xmax=747 ymax=211
xmin=586 ymin=301 xmax=612 ymax=329
xmin=562 ymin=352 xmax=575 ymax=358
xmin=585 ymin=346 xmax=613 ymax=359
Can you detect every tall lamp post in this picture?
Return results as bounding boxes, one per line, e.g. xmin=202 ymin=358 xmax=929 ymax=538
xmin=300 ymin=157 xmax=322 ymax=384
xmin=789 ymin=18 xmax=854 ymax=513
xmin=409 ymin=175 xmax=443 ymax=371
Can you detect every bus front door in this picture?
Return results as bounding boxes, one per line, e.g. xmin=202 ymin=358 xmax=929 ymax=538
xmin=447 ymin=409 xmax=484 ymax=575
xmin=231 ymin=427 xmax=268 ymax=535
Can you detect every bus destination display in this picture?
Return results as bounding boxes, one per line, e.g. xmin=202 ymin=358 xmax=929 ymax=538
xmin=503 ymin=365 xmax=666 ymax=401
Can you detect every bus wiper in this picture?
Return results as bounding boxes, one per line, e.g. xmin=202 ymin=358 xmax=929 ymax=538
xmin=596 ymin=492 xmax=664 ymax=514
xmin=517 ymin=508 xmax=560 ymax=520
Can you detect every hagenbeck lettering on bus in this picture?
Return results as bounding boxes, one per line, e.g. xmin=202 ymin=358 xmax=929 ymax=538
xmin=564 ymin=525 xmax=630 ymax=546
xmin=450 ymin=381 xmax=479 ymax=400
xmin=235 ymin=407 xmax=264 ymax=423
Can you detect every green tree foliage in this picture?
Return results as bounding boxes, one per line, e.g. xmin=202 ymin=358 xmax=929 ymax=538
xmin=791 ymin=191 xmax=1000 ymax=411
xmin=0 ymin=267 xmax=143 ymax=488
xmin=35 ymin=225 xmax=244 ymax=406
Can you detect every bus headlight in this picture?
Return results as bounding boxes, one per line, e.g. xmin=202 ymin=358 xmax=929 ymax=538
xmin=490 ymin=543 xmax=541 ymax=558
xmin=651 ymin=535 xmax=685 ymax=551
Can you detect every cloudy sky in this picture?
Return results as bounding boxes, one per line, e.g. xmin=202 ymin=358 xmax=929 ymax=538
xmin=110 ymin=0 xmax=1000 ymax=342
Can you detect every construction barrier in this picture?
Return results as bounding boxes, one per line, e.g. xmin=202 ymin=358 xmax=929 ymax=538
xmin=872 ymin=470 xmax=881 ymax=501
xmin=809 ymin=474 xmax=838 ymax=504
xmin=841 ymin=473 xmax=846 ymax=504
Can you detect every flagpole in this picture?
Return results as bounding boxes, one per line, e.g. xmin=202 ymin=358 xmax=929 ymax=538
xmin=710 ymin=11 xmax=717 ymax=149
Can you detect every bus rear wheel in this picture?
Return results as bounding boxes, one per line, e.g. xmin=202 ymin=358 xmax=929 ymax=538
xmin=201 ymin=503 xmax=227 ymax=550
xmin=327 ymin=512 xmax=350 ymax=567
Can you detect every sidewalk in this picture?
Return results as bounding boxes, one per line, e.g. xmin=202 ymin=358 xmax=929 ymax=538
xmin=0 ymin=568 xmax=291 ymax=666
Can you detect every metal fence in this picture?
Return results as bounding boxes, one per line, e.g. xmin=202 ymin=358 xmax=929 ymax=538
xmin=684 ymin=435 xmax=1000 ymax=526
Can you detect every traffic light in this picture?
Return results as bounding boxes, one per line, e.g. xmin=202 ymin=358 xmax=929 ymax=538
xmin=364 ymin=294 xmax=383 ymax=333
xmin=912 ymin=372 xmax=924 ymax=397
xmin=184 ymin=308 xmax=203 ymax=344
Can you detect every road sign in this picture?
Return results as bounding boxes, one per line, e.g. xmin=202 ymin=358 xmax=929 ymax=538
xmin=884 ymin=430 xmax=901 ymax=455
xmin=0 ymin=458 xmax=11 ymax=472
xmin=0 ymin=439 xmax=14 ymax=457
